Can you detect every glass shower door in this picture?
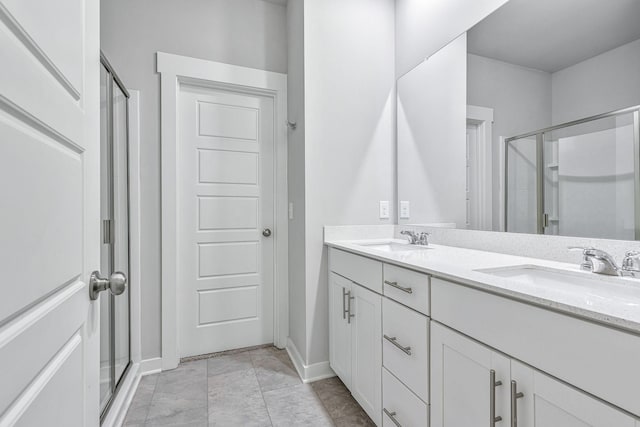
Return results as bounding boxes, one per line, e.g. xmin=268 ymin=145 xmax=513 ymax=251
xmin=99 ymin=57 xmax=131 ymax=418
xmin=545 ymin=112 xmax=636 ymax=240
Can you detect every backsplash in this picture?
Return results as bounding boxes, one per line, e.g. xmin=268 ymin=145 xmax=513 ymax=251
xmin=399 ymin=226 xmax=640 ymax=266
xmin=324 ymin=224 xmax=640 ymax=266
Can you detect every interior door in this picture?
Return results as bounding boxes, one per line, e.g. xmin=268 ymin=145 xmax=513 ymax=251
xmin=431 ymin=322 xmax=510 ymax=427
xmin=177 ymin=83 xmax=275 ymax=357
xmin=0 ymin=0 xmax=100 ymax=425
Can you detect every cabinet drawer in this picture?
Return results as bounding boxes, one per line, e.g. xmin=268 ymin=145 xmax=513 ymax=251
xmin=383 ymin=368 xmax=429 ymax=427
xmin=329 ymin=248 xmax=382 ymax=293
xmin=382 ymin=298 xmax=429 ymax=402
xmin=432 ymin=277 xmax=640 ymax=416
xmin=383 ymin=264 xmax=430 ymax=315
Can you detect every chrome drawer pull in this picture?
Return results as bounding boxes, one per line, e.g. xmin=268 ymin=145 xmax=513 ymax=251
xmin=342 ymin=288 xmax=348 ymax=319
xmin=384 ymin=280 xmax=413 ymax=294
xmin=383 ymin=334 xmax=412 ymax=355
xmin=490 ymin=369 xmax=503 ymax=426
xmin=383 ymin=408 xmax=402 ymax=427
xmin=347 ymin=291 xmax=355 ymax=324
xmin=510 ymin=380 xmax=524 ymax=427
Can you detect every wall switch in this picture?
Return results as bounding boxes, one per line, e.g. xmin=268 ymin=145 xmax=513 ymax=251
xmin=400 ymin=201 xmax=410 ymax=219
xmin=379 ymin=201 xmax=390 ymax=219
xmin=288 ymin=202 xmax=294 ymax=220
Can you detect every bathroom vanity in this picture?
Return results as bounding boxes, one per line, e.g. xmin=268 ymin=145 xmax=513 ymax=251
xmin=325 ymin=237 xmax=640 ymax=427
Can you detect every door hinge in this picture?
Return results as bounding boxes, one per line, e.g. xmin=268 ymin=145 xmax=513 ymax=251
xmin=103 ymin=219 xmax=113 ymax=244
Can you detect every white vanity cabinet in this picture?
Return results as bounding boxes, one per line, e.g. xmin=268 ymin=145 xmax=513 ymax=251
xmin=431 ymin=277 xmax=640 ymax=426
xmin=329 ymin=272 xmax=354 ymax=387
xmin=329 ymin=247 xmax=431 ymax=427
xmin=431 ymin=322 xmax=510 ymax=427
xmin=512 ymin=360 xmax=639 ymax=427
xmin=329 ymin=250 xmax=382 ymax=425
xmin=432 ymin=322 xmax=639 ymax=427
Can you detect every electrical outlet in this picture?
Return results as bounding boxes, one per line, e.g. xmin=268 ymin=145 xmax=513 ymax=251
xmin=379 ymin=201 xmax=390 ymax=219
xmin=400 ymin=201 xmax=410 ymax=219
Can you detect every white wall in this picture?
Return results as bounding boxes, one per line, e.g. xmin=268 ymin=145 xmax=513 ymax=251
xmin=100 ymin=0 xmax=287 ymax=360
xmin=552 ymin=38 xmax=640 ymax=124
xmin=395 ymin=0 xmax=508 ymax=77
xmin=286 ymin=0 xmax=307 ymax=362
xmin=302 ymin=0 xmax=396 ymax=365
xmin=397 ymin=35 xmax=467 ymax=226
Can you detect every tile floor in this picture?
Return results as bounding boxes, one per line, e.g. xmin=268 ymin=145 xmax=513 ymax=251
xmin=124 ymin=346 xmax=375 ymax=426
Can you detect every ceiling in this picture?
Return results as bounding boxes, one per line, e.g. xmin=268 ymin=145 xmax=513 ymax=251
xmin=467 ymin=0 xmax=640 ymax=73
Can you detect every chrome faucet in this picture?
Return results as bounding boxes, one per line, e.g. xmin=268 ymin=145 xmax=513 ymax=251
xmin=568 ymin=247 xmax=620 ymax=276
xmin=400 ymin=230 xmax=430 ymax=246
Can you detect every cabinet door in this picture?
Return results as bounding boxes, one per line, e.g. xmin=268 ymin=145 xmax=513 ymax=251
xmin=512 ymin=361 xmax=637 ymax=427
xmin=329 ymin=272 xmax=352 ymax=388
xmin=431 ymin=323 xmax=510 ymax=427
xmin=351 ymin=284 xmax=382 ymax=425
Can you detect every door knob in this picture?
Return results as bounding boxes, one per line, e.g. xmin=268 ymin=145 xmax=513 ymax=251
xmin=90 ymin=270 xmax=127 ymax=300
xmin=262 ymin=228 xmax=272 ymax=237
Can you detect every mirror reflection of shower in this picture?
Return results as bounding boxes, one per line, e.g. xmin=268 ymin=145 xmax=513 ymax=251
xmin=505 ymin=106 xmax=640 ymax=240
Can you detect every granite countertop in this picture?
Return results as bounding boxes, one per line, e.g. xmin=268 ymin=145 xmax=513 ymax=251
xmin=325 ymin=238 xmax=640 ymax=335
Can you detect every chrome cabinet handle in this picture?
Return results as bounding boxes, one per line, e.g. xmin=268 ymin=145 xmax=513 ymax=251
xmin=347 ymin=291 xmax=355 ymax=324
xmin=89 ymin=270 xmax=127 ymax=300
xmin=383 ymin=408 xmax=402 ymax=427
xmin=490 ymin=370 xmax=503 ymax=426
xmin=383 ymin=334 xmax=412 ymax=355
xmin=384 ymin=280 xmax=413 ymax=294
xmin=342 ymin=288 xmax=347 ymax=320
xmin=510 ymin=380 xmax=524 ymax=427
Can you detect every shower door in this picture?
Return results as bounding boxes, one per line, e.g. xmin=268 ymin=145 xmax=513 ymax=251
xmin=505 ymin=106 xmax=640 ymax=239
xmin=99 ymin=55 xmax=131 ymax=418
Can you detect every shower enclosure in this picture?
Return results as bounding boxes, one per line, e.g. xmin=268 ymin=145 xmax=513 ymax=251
xmin=99 ymin=53 xmax=131 ymax=419
xmin=505 ymin=105 xmax=640 ymax=240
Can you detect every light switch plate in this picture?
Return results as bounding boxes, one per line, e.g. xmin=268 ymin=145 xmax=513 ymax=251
xmin=379 ymin=201 xmax=390 ymax=219
xmin=400 ymin=201 xmax=410 ymax=219
xmin=288 ymin=202 xmax=294 ymax=220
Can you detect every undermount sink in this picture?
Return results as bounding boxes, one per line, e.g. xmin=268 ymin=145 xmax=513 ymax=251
xmin=356 ymin=241 xmax=431 ymax=253
xmin=476 ymin=264 xmax=636 ymax=296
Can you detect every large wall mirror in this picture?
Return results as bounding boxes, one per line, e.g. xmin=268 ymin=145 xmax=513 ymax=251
xmin=397 ymin=0 xmax=640 ymax=240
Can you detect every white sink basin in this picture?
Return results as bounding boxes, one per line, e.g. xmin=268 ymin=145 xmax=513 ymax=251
xmin=356 ymin=241 xmax=431 ymax=253
xmin=476 ymin=264 xmax=639 ymax=300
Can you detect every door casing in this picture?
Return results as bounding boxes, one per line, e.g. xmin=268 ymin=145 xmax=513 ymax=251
xmin=157 ymin=52 xmax=289 ymax=370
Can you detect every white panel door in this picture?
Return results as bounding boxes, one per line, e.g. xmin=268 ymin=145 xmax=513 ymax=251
xmin=431 ymin=322 xmax=511 ymax=427
xmin=350 ymin=284 xmax=382 ymax=426
xmin=512 ymin=361 xmax=638 ymax=427
xmin=0 ymin=0 xmax=100 ymax=425
xmin=329 ymin=273 xmax=352 ymax=388
xmin=178 ymin=84 xmax=275 ymax=357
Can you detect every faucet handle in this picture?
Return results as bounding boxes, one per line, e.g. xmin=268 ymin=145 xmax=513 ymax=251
xmin=622 ymin=251 xmax=640 ymax=276
xmin=418 ymin=232 xmax=430 ymax=246
xmin=567 ymin=246 xmax=594 ymax=271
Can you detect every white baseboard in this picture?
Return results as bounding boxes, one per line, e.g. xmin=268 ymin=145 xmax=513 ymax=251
xmin=140 ymin=357 xmax=162 ymax=375
xmin=286 ymin=338 xmax=335 ymax=383
xmin=102 ymin=363 xmax=141 ymax=427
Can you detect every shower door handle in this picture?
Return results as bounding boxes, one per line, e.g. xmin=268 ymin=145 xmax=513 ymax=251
xmin=90 ymin=271 xmax=127 ymax=300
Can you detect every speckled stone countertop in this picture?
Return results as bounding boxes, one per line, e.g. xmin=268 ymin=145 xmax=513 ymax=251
xmin=325 ymin=238 xmax=640 ymax=335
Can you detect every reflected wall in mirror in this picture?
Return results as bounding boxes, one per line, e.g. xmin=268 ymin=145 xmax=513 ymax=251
xmin=398 ymin=0 xmax=640 ymax=240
